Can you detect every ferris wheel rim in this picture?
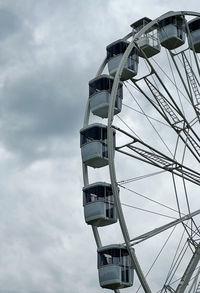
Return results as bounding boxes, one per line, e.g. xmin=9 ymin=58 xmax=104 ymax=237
xmin=81 ymin=10 xmax=200 ymax=292
xmin=107 ymin=10 xmax=200 ymax=292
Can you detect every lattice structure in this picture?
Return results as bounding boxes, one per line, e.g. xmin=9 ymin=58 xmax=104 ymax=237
xmin=182 ymin=52 xmax=200 ymax=105
xmin=81 ymin=10 xmax=200 ymax=293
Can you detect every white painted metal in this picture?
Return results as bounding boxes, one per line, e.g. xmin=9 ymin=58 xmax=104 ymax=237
xmin=81 ymin=10 xmax=200 ymax=293
xmin=107 ymin=10 xmax=200 ymax=293
xmin=81 ymin=47 xmax=121 ymax=293
xmin=129 ymin=209 xmax=200 ymax=245
xmin=175 ymin=244 xmax=200 ymax=293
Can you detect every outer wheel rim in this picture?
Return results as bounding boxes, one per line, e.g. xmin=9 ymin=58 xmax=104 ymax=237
xmin=82 ymin=10 xmax=200 ymax=292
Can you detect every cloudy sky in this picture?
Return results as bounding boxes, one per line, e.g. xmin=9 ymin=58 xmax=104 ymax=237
xmin=1 ymin=1 xmax=200 ymax=293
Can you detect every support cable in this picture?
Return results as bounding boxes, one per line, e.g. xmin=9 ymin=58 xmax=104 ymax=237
xmin=157 ymin=265 xmax=200 ymax=293
xmin=166 ymin=49 xmax=185 ymax=115
xmin=121 ymin=202 xmax=176 ymax=220
xmin=163 ymin=228 xmax=187 ymax=289
xmin=122 ymin=102 xmax=171 ymax=128
xmin=175 ymin=243 xmax=200 ymax=293
xmin=151 ymin=56 xmax=190 ymax=104
xmin=164 ymin=242 xmax=189 ymax=289
xmin=118 ymin=170 xmax=166 ymax=184
xmin=116 ymin=114 xmax=141 ymax=140
xmin=124 ymin=78 xmax=174 ymax=157
xmin=119 ymin=184 xmax=181 ymax=216
xmin=136 ymin=226 xmax=177 ymax=293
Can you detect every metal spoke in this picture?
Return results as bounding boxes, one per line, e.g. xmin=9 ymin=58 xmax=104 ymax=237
xmin=129 ymin=209 xmax=200 ymax=246
xmin=81 ymin=10 xmax=200 ymax=293
xmin=114 ymin=125 xmax=200 ymax=186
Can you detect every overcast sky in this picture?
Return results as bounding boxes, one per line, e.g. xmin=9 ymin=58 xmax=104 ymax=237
xmin=0 ymin=1 xmax=200 ymax=293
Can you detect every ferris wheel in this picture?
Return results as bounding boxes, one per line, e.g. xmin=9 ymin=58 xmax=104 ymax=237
xmin=80 ymin=11 xmax=200 ymax=293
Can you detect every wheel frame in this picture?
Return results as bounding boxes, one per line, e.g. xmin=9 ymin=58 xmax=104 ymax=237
xmin=82 ymin=10 xmax=200 ymax=293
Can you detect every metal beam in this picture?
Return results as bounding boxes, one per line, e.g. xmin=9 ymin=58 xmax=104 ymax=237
xmin=129 ymin=209 xmax=200 ymax=245
xmin=114 ymin=125 xmax=200 ymax=186
xmin=187 ymin=267 xmax=200 ymax=293
xmin=175 ymin=244 xmax=200 ymax=293
xmin=106 ymin=10 xmax=200 ymax=293
xmin=132 ymin=78 xmax=200 ymax=163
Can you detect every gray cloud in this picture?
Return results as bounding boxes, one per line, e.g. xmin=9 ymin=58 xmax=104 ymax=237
xmin=0 ymin=1 xmax=199 ymax=293
xmin=0 ymin=8 xmax=21 ymax=39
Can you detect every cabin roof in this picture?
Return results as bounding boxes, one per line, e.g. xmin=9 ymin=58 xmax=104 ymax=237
xmin=106 ymin=39 xmax=128 ymax=50
xmin=80 ymin=123 xmax=107 ymax=133
xmin=98 ymin=244 xmax=126 ymax=252
xmin=130 ymin=17 xmax=152 ymax=29
xmin=83 ymin=182 xmax=111 ymax=191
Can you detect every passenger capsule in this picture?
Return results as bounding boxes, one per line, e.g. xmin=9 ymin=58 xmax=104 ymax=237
xmin=131 ymin=17 xmax=161 ymax=58
xmin=80 ymin=123 xmax=115 ymax=168
xmin=158 ymin=15 xmax=185 ymax=50
xmin=106 ymin=40 xmax=139 ymax=81
xmin=98 ymin=244 xmax=134 ymax=290
xmin=89 ymin=75 xmax=123 ymax=118
xmin=188 ymin=18 xmax=200 ymax=53
xmin=83 ymin=182 xmax=117 ymax=226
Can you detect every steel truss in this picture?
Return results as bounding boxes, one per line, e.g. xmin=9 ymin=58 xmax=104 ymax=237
xmin=82 ymin=10 xmax=200 ymax=293
xmin=114 ymin=125 xmax=200 ymax=186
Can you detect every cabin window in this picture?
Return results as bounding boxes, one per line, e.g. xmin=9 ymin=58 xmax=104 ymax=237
xmin=121 ymin=267 xmax=129 ymax=282
xmin=107 ymin=42 xmax=138 ymax=64
xmin=83 ymin=186 xmax=104 ymax=205
xmin=89 ymin=77 xmax=114 ymax=96
xmin=159 ymin=17 xmax=173 ymax=27
xmin=89 ymin=76 xmax=123 ymax=99
xmin=159 ymin=16 xmax=184 ymax=28
xmin=188 ymin=18 xmax=200 ymax=32
xmin=105 ymin=192 xmax=114 ymax=218
xmin=80 ymin=126 xmax=105 ymax=147
xmin=107 ymin=41 xmax=129 ymax=59
xmin=83 ymin=185 xmax=114 ymax=206
xmin=121 ymin=249 xmax=130 ymax=267
xmin=98 ymin=249 xmax=121 ymax=267
xmin=98 ymin=248 xmax=131 ymax=268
